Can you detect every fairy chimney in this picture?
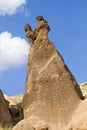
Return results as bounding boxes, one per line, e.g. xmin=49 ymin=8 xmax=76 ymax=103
xmin=13 ymin=16 xmax=85 ymax=130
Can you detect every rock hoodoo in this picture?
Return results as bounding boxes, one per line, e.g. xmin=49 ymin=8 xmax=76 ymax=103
xmin=13 ymin=16 xmax=85 ymax=130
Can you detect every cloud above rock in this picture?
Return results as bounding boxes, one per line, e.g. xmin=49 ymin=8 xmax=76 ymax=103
xmin=0 ymin=0 xmax=26 ymax=15
xmin=0 ymin=31 xmax=29 ymax=72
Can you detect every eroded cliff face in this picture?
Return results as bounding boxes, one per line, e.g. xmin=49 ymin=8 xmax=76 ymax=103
xmin=13 ymin=16 xmax=87 ymax=130
xmin=4 ymin=94 xmax=24 ymax=126
xmin=0 ymin=91 xmax=24 ymax=129
xmin=0 ymin=90 xmax=13 ymax=127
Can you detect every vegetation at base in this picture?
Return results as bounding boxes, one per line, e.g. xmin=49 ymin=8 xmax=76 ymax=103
xmin=0 ymin=126 xmax=12 ymax=130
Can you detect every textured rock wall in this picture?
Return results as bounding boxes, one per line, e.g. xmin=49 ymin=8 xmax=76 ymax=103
xmin=13 ymin=16 xmax=86 ymax=130
xmin=23 ymin=16 xmax=84 ymax=130
xmin=4 ymin=94 xmax=24 ymax=126
xmin=0 ymin=90 xmax=13 ymax=127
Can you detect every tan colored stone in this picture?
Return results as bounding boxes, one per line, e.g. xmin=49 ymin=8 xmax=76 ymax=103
xmin=13 ymin=116 xmax=50 ymax=130
xmin=4 ymin=94 xmax=23 ymax=106
xmin=23 ymin=16 xmax=84 ymax=130
xmin=80 ymin=82 xmax=87 ymax=97
xmin=13 ymin=16 xmax=86 ymax=130
xmin=4 ymin=94 xmax=24 ymax=126
xmin=0 ymin=90 xmax=13 ymax=127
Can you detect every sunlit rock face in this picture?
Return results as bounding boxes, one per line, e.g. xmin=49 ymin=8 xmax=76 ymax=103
xmin=13 ymin=16 xmax=86 ymax=130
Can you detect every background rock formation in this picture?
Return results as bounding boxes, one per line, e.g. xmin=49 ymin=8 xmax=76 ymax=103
xmin=80 ymin=82 xmax=87 ymax=97
xmin=0 ymin=90 xmax=12 ymax=127
xmin=4 ymin=94 xmax=24 ymax=126
xmin=13 ymin=16 xmax=87 ymax=130
xmin=0 ymin=91 xmax=23 ymax=129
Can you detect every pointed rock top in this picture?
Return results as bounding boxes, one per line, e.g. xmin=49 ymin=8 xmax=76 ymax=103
xmin=24 ymin=16 xmax=50 ymax=44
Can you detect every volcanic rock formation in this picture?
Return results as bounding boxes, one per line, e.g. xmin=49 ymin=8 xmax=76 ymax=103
xmin=4 ymin=94 xmax=24 ymax=126
xmin=0 ymin=90 xmax=13 ymax=127
xmin=13 ymin=16 xmax=86 ymax=130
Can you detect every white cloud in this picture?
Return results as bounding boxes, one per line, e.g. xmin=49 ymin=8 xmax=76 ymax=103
xmin=0 ymin=0 xmax=26 ymax=15
xmin=0 ymin=31 xmax=29 ymax=72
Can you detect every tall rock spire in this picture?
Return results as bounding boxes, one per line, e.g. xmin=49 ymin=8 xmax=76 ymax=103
xmin=13 ymin=16 xmax=85 ymax=130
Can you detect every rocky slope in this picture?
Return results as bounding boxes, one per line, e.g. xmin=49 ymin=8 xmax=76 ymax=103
xmin=4 ymin=94 xmax=24 ymax=126
xmin=0 ymin=92 xmax=23 ymax=129
xmin=0 ymin=90 xmax=13 ymax=127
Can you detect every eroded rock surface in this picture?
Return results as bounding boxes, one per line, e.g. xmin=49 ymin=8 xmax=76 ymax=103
xmin=13 ymin=16 xmax=87 ymax=130
xmin=0 ymin=90 xmax=13 ymax=127
xmin=80 ymin=82 xmax=87 ymax=97
xmin=13 ymin=116 xmax=50 ymax=130
xmin=4 ymin=94 xmax=24 ymax=126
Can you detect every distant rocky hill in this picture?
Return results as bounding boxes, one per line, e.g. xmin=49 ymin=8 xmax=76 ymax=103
xmin=4 ymin=94 xmax=23 ymax=106
xmin=80 ymin=82 xmax=87 ymax=97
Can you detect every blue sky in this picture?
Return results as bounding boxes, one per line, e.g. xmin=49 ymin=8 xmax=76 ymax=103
xmin=0 ymin=0 xmax=87 ymax=95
